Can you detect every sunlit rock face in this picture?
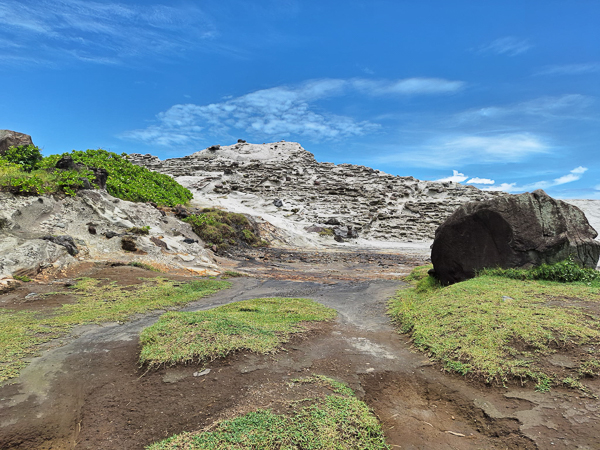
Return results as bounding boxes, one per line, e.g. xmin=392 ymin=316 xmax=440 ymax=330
xmin=129 ymin=141 xmax=503 ymax=243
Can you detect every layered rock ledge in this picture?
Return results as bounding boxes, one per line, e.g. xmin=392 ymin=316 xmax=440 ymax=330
xmin=129 ymin=141 xmax=502 ymax=242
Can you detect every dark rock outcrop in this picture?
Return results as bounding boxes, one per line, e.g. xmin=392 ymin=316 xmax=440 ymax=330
xmin=121 ymin=236 xmax=137 ymax=252
xmin=55 ymin=155 xmax=78 ymax=171
xmin=42 ymin=235 xmax=79 ymax=256
xmin=92 ymin=168 xmax=108 ymax=190
xmin=431 ymin=190 xmax=600 ymax=285
xmin=0 ymin=130 xmax=33 ymax=156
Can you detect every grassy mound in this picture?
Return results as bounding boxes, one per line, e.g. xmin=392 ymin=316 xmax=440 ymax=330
xmin=139 ymin=297 xmax=336 ymax=368
xmin=389 ymin=263 xmax=600 ymax=391
xmin=0 ymin=278 xmax=229 ymax=382
xmin=184 ymin=208 xmax=268 ymax=251
xmin=147 ymin=375 xmax=389 ymax=450
xmin=0 ymin=146 xmax=193 ymax=206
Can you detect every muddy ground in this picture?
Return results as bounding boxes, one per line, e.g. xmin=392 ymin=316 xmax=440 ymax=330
xmin=1 ymin=250 xmax=600 ymax=449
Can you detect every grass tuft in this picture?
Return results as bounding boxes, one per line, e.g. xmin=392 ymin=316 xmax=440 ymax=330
xmin=147 ymin=375 xmax=389 ymax=450
xmin=139 ymin=297 xmax=336 ymax=368
xmin=0 ymin=278 xmax=229 ymax=382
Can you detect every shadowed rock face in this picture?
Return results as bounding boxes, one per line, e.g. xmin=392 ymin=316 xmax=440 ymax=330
xmin=431 ymin=190 xmax=600 ymax=285
xmin=0 ymin=130 xmax=33 ymax=156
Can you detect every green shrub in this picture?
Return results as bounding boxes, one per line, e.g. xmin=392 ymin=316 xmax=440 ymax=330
xmin=2 ymin=145 xmax=43 ymax=172
xmin=184 ymin=209 xmax=266 ymax=251
xmin=480 ymin=257 xmax=600 ymax=285
xmin=127 ymin=226 xmax=150 ymax=235
xmin=41 ymin=149 xmax=193 ymax=206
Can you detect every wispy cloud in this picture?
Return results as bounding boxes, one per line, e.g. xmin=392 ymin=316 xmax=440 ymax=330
xmin=375 ymin=132 xmax=549 ymax=168
xmin=0 ymin=0 xmax=215 ymax=65
xmin=536 ymin=63 xmax=600 ymax=76
xmin=476 ymin=36 xmax=532 ymax=56
xmin=351 ymin=78 xmax=465 ymax=95
xmin=484 ymin=167 xmax=588 ymax=193
xmin=454 ymin=95 xmax=593 ymax=123
xmin=122 ymin=77 xmax=465 ymax=145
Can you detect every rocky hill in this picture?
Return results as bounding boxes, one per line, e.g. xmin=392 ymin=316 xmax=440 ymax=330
xmin=130 ymin=141 xmax=502 ymax=243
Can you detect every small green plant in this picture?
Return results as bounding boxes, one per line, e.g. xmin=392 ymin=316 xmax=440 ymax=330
xmin=2 ymin=145 xmax=43 ymax=172
xmin=318 ymin=228 xmax=334 ymax=237
xmin=127 ymin=226 xmax=150 ymax=235
xmin=13 ymin=275 xmax=32 ymax=282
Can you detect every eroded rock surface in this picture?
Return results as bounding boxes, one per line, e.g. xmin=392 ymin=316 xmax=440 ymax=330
xmin=129 ymin=141 xmax=502 ymax=242
xmin=0 ymin=191 xmax=219 ymax=279
xmin=431 ymin=190 xmax=600 ymax=285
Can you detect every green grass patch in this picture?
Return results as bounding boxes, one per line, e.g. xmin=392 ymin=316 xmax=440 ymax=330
xmin=147 ymin=375 xmax=389 ymax=450
xmin=184 ymin=208 xmax=267 ymax=251
xmin=139 ymin=297 xmax=336 ymax=368
xmin=0 ymin=278 xmax=229 ymax=382
xmin=389 ymin=266 xmax=600 ymax=389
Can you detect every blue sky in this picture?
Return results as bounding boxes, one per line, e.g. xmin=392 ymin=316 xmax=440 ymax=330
xmin=1 ymin=0 xmax=599 ymax=198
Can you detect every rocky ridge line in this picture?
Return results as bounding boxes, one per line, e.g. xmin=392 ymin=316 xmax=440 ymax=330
xmin=130 ymin=141 xmax=503 ymax=242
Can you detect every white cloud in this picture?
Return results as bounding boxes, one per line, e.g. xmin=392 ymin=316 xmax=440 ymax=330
xmin=536 ymin=63 xmax=600 ymax=76
xmin=477 ymin=37 xmax=532 ymax=56
xmin=436 ymin=170 xmax=468 ymax=183
xmin=571 ymin=166 xmax=588 ymax=174
xmin=0 ymin=0 xmax=215 ymax=65
xmin=482 ymin=167 xmax=588 ymax=193
xmin=467 ymin=177 xmax=495 ymax=185
xmin=123 ymin=77 xmax=466 ymax=145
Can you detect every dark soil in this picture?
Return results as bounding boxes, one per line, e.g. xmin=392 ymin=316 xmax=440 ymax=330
xmin=1 ymin=255 xmax=600 ymax=449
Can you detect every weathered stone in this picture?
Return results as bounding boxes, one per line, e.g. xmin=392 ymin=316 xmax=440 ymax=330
xmin=42 ymin=235 xmax=79 ymax=256
xmin=150 ymin=236 xmax=168 ymax=249
xmin=0 ymin=130 xmax=33 ymax=156
xmin=431 ymin=190 xmax=600 ymax=285
xmin=273 ymin=199 xmax=283 ymax=207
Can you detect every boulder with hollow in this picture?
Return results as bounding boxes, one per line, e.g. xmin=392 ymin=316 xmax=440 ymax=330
xmin=430 ymin=190 xmax=600 ymax=285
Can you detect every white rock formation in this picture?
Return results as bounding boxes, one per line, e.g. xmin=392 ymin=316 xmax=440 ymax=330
xmin=130 ymin=141 xmax=503 ymax=246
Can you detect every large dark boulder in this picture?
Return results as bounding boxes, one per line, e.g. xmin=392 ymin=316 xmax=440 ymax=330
xmin=431 ymin=190 xmax=600 ymax=285
xmin=0 ymin=130 xmax=33 ymax=156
